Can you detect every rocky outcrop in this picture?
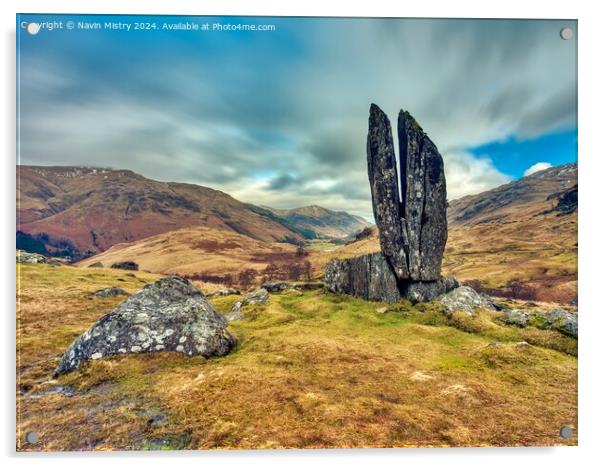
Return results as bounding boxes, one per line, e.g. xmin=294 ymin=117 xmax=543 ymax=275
xmin=17 ymin=250 xmax=47 ymax=264
xmin=501 ymin=307 xmax=577 ymax=338
xmin=438 ymin=286 xmax=496 ymax=316
xmin=226 ymin=288 xmax=269 ymax=321
xmin=325 ymin=104 xmax=449 ymax=303
xmin=89 ymin=287 xmax=130 ymax=299
xmin=55 ymin=276 xmax=236 ymax=375
xmin=325 ymin=252 xmax=457 ymax=303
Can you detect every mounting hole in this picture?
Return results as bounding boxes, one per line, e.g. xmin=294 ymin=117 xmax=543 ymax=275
xmin=559 ymin=426 xmax=573 ymax=438
xmin=26 ymin=23 xmax=41 ymax=35
xmin=560 ymin=27 xmax=573 ymax=40
xmin=25 ymin=431 xmax=39 ymax=444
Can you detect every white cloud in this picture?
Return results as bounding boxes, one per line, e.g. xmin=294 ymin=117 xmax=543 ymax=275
xmin=18 ymin=17 xmax=576 ymax=215
xmin=524 ymin=162 xmax=552 ymax=177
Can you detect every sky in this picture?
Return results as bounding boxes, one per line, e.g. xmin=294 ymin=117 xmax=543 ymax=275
xmin=17 ymin=15 xmax=577 ymax=221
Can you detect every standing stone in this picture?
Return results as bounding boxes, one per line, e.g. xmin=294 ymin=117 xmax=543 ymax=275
xmin=398 ymin=110 xmax=447 ymax=280
xmin=325 ymin=105 xmax=450 ymax=303
xmin=367 ymin=104 xmax=410 ymax=281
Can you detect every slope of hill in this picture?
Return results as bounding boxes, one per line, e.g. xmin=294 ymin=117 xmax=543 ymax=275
xmin=264 ymin=205 xmax=372 ymax=240
xmin=321 ymin=163 xmax=578 ymax=304
xmin=77 ymin=226 xmax=312 ymax=287
xmin=17 ymin=166 xmax=307 ymax=258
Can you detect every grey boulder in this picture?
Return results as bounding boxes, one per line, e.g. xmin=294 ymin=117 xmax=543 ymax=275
xmin=438 ymin=286 xmax=496 ymax=315
xmin=55 ymin=276 xmax=236 ymax=376
xmin=540 ymin=308 xmax=578 ymax=339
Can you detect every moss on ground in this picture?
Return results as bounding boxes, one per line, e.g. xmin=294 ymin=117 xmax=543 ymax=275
xmin=17 ymin=264 xmax=577 ymax=451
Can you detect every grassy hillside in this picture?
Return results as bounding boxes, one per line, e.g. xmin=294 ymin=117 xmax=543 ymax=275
xmin=76 ymin=226 xmax=311 ymax=287
xmin=17 ymin=264 xmax=576 ymax=450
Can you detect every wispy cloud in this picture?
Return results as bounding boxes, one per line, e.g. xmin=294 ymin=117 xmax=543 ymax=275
xmin=18 ymin=16 xmax=576 ymax=220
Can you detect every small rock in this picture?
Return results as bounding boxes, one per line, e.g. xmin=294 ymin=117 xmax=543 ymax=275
xmin=110 ymin=261 xmax=139 ymax=271
xmin=501 ymin=308 xmax=530 ymax=327
xmin=89 ymin=287 xmax=130 ymax=299
xmin=148 ymin=413 xmax=166 ymax=427
xmin=540 ymin=308 xmax=578 ymax=339
xmin=438 ymin=286 xmax=496 ymax=316
xmin=376 ymin=306 xmax=389 ymax=314
xmin=226 ymin=288 xmax=269 ymax=321
xmin=262 ymin=282 xmax=289 ymax=293
xmin=16 ymin=250 xmax=47 ymax=264
xmin=209 ymin=288 xmax=241 ymax=297
xmin=515 ymin=341 xmax=531 ymax=347
xmin=88 ymin=261 xmax=104 ymax=268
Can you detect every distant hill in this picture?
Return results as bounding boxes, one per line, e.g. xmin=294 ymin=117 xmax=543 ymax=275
xmin=17 ymin=166 xmax=309 ymax=258
xmin=77 ymin=226 xmax=312 ymax=287
xmin=263 ymin=205 xmax=372 ymax=240
xmin=324 ymin=163 xmax=577 ymax=304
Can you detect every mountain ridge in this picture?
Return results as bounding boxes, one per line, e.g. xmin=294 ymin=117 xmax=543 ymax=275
xmin=17 ymin=165 xmax=372 ymax=258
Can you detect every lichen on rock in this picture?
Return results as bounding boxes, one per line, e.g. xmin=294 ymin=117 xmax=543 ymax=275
xmin=55 ymin=276 xmax=236 ymax=376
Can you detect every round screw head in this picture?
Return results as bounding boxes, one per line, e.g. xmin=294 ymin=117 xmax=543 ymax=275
xmin=560 ymin=27 xmax=573 ymax=40
xmin=25 ymin=431 xmax=39 ymax=444
xmin=26 ymin=23 xmax=40 ymax=35
xmin=559 ymin=426 xmax=573 ymax=438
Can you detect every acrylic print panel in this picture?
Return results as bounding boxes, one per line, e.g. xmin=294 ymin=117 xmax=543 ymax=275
xmin=16 ymin=14 xmax=577 ymax=451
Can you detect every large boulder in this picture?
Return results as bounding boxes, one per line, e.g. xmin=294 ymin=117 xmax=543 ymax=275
xmin=55 ymin=276 xmax=236 ymax=376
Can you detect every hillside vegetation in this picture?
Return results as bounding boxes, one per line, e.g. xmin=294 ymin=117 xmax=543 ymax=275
xmin=17 ymin=263 xmax=576 ymax=450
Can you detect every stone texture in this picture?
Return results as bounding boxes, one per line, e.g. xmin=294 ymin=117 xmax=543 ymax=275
xmin=501 ymin=308 xmax=531 ymax=327
xmin=226 ymin=288 xmax=269 ymax=321
xmin=367 ymin=104 xmax=410 ymax=280
xmin=55 ymin=276 xmax=235 ymax=375
xmin=438 ymin=286 xmax=496 ymax=316
xmin=17 ymin=250 xmax=47 ymax=264
xmin=540 ymin=308 xmax=578 ymax=339
xmin=324 ymin=252 xmax=457 ymax=303
xmin=398 ymin=110 xmax=447 ymax=280
xmin=402 ymin=277 xmax=459 ymax=303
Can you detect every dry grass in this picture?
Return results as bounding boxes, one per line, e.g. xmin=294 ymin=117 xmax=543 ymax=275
xmin=17 ymin=264 xmax=577 ymax=451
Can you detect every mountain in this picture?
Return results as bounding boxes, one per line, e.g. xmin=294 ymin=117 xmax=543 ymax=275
xmin=17 ymin=166 xmax=308 ymax=258
xmin=447 ymin=163 xmax=577 ymax=226
xmin=264 ymin=205 xmax=372 ymax=240
xmin=324 ymin=163 xmax=578 ymax=304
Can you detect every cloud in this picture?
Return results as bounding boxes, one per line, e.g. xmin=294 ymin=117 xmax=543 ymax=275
xmin=17 ymin=16 xmax=576 ymax=221
xmin=524 ymin=162 xmax=552 ymax=176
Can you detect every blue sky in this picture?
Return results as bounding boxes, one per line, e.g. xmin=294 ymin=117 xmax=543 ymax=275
xmin=17 ymin=15 xmax=577 ymax=220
